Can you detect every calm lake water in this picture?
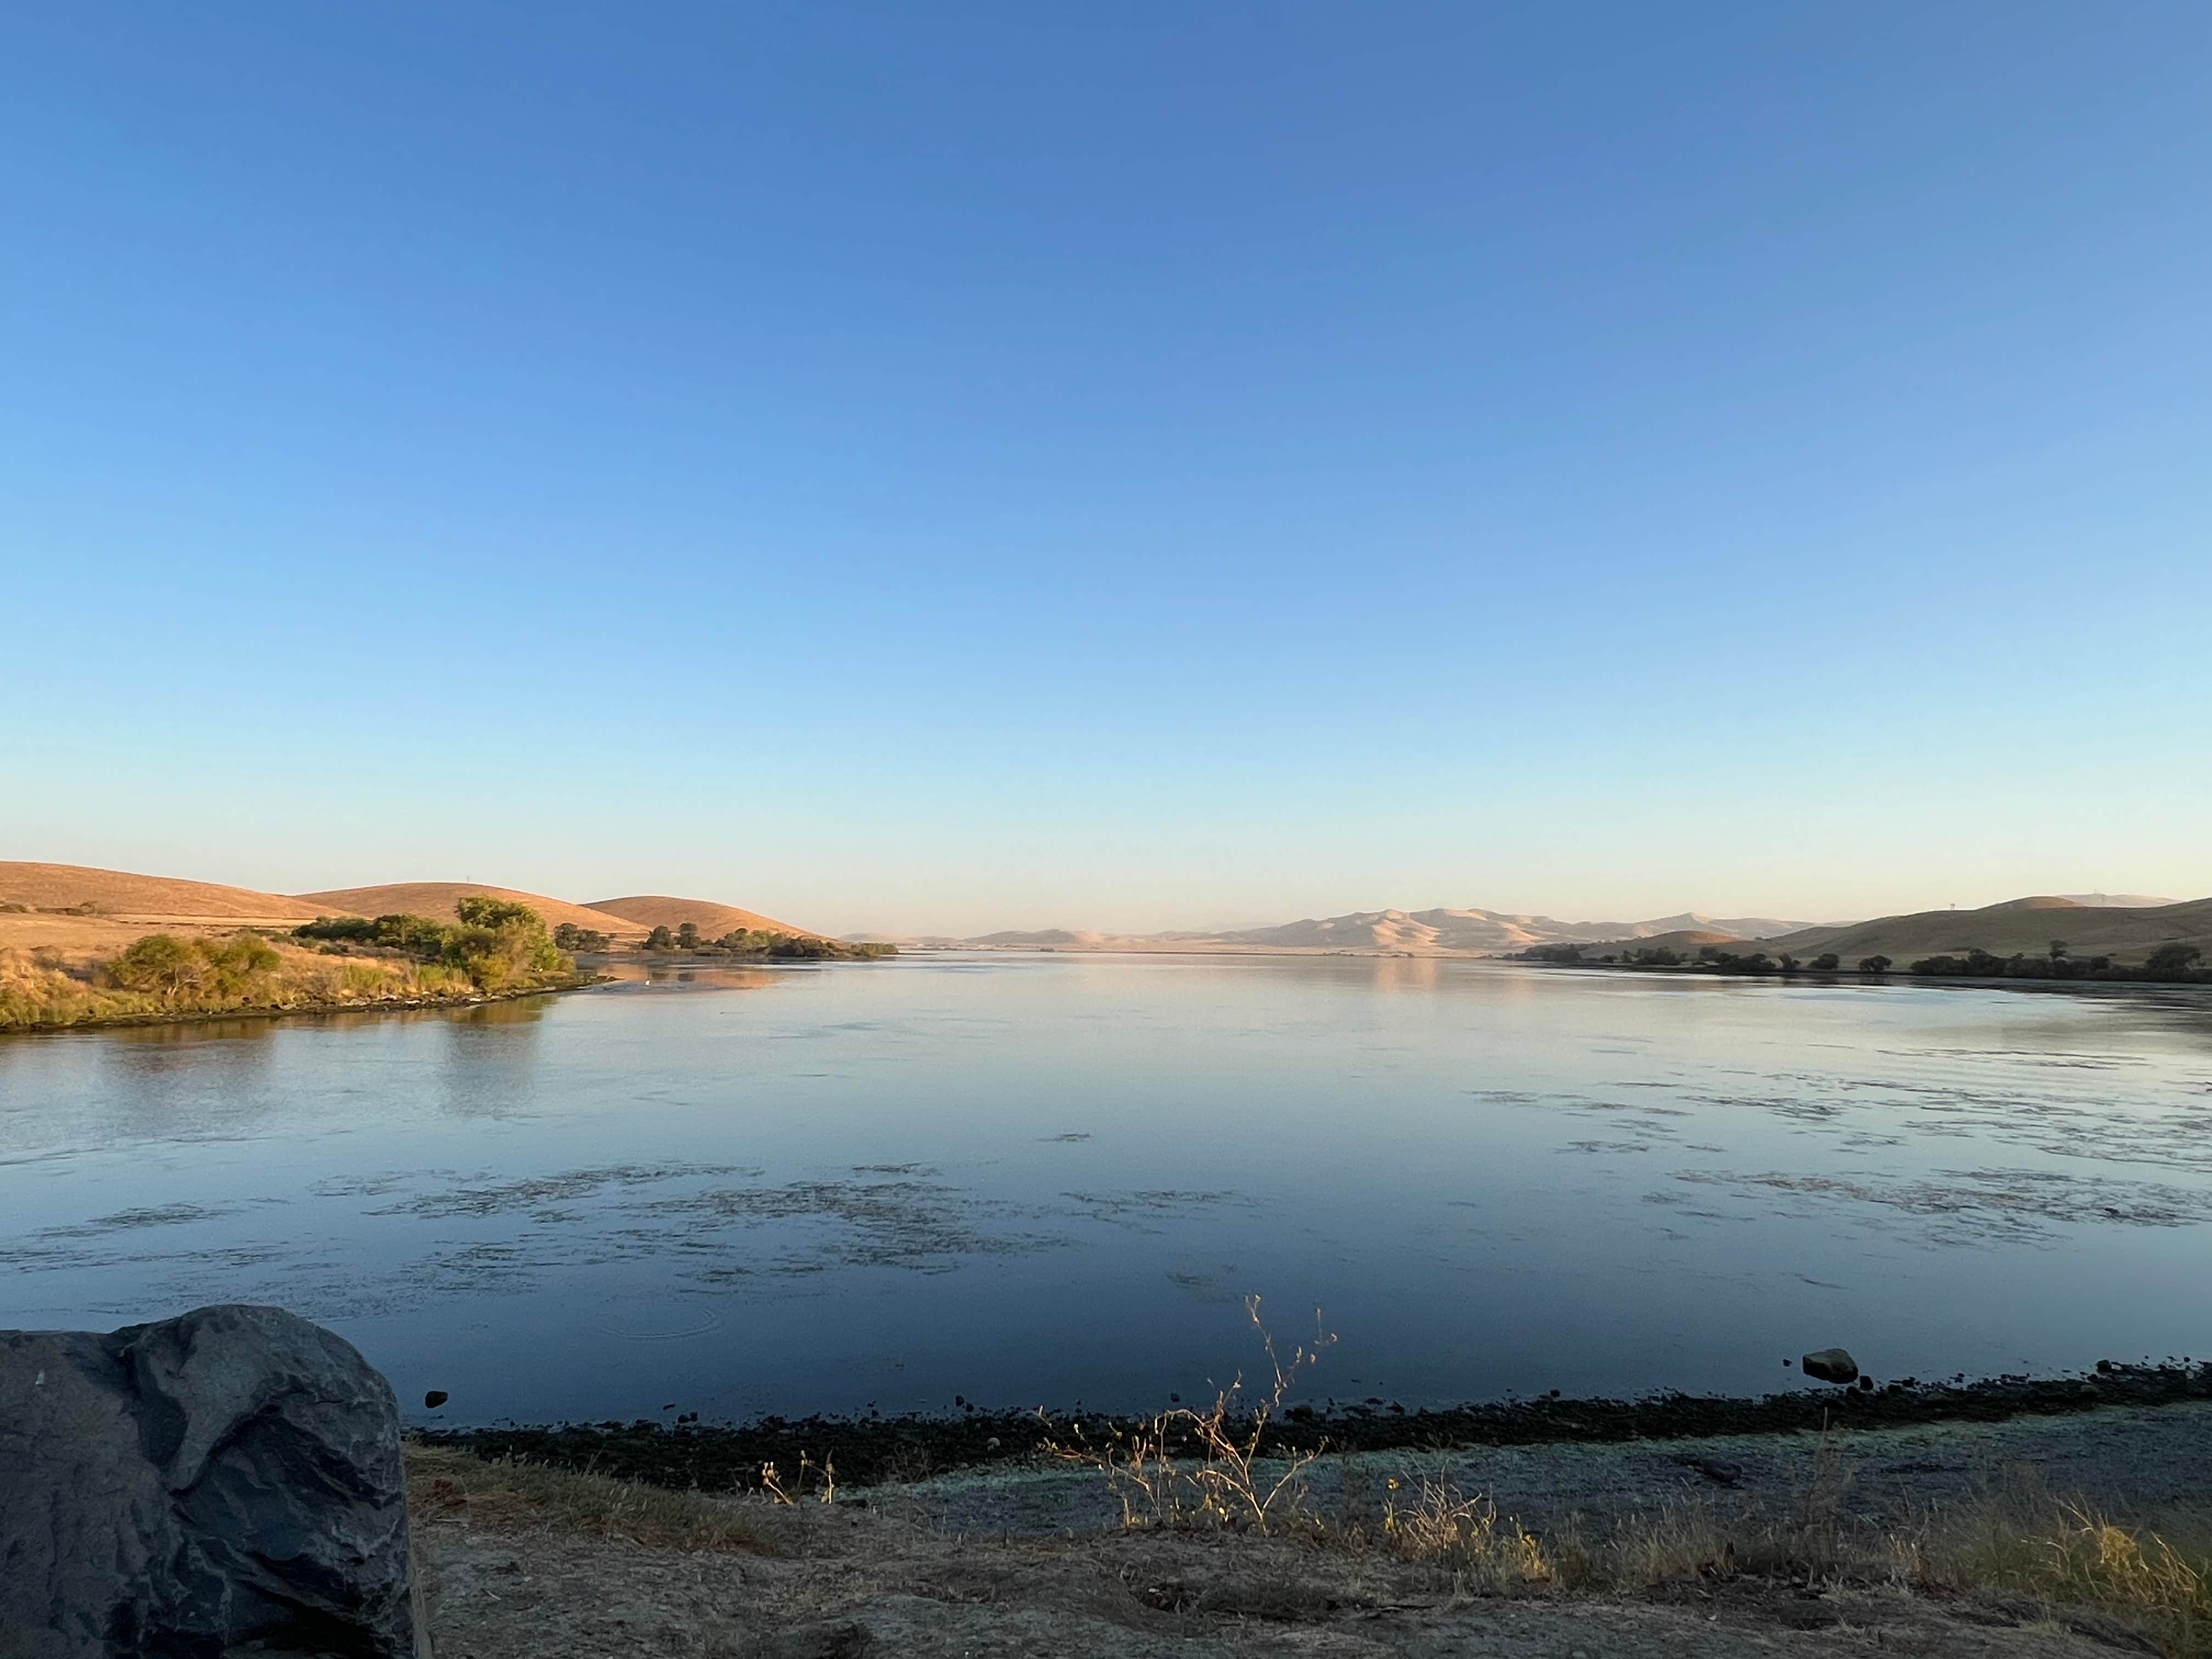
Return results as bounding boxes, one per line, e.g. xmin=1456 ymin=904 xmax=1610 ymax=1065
xmin=4 ymin=955 xmax=2209 ymax=1426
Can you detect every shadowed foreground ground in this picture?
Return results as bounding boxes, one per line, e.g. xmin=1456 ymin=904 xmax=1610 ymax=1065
xmin=410 ymin=1402 xmax=2212 ymax=1657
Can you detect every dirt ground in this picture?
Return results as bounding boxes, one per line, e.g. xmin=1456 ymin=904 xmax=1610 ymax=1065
xmin=411 ymin=1403 xmax=2212 ymax=1657
xmin=419 ymin=1516 xmax=2126 ymax=1657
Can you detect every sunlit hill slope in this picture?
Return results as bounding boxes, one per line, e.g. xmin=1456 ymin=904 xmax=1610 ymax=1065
xmin=295 ymin=883 xmax=652 ymax=941
xmin=1757 ymin=896 xmax=2212 ymax=967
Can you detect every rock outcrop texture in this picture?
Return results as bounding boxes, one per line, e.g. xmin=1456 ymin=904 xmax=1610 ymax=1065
xmin=0 ymin=1303 xmax=427 ymax=1658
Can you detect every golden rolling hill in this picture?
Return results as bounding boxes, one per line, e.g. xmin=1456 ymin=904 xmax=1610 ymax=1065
xmin=294 ymin=883 xmax=651 ymax=940
xmin=584 ymin=895 xmax=819 ymax=940
xmin=1754 ymin=896 xmax=2211 ymax=966
xmin=0 ymin=861 xmax=338 ymax=967
xmin=1601 ymin=928 xmax=1743 ymax=955
xmin=0 ymin=861 xmax=330 ymax=923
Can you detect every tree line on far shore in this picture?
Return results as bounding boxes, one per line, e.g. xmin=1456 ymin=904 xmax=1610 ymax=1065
xmin=611 ymin=921 xmax=895 ymax=960
xmin=1519 ymin=940 xmax=2207 ymax=984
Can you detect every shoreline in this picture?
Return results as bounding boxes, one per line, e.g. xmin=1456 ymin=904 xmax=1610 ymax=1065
xmin=1512 ymin=958 xmax=2212 ymax=995
xmin=413 ymin=1396 xmax=2212 ymax=1656
xmin=890 ymin=944 xmax=2212 ymax=993
xmin=0 ymin=972 xmax=611 ymax=1039
xmin=419 ymin=1356 xmax=2212 ymax=1493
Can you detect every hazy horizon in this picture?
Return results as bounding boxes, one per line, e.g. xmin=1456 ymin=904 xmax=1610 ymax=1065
xmin=6 ymin=4 xmax=2207 ymax=935
xmin=6 ymin=854 xmax=2197 ymax=944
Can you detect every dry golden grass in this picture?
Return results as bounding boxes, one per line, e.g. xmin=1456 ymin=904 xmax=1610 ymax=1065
xmin=404 ymin=1444 xmax=774 ymax=1556
xmin=1044 ymin=1296 xmax=1337 ymax=1533
xmin=407 ymin=1419 xmax=2212 ymax=1658
xmin=0 ymin=911 xmax=302 ymax=969
xmin=1049 ymin=1297 xmax=2212 ymax=1658
xmin=1768 ymin=896 xmax=2212 ymax=968
xmin=1374 ymin=1476 xmax=1557 ymax=1593
xmin=0 ymin=935 xmax=483 ymax=1031
xmin=0 ymin=947 xmax=127 ymax=1027
xmin=0 ymin=861 xmax=332 ymax=921
xmin=1314 ymin=1457 xmax=2212 ymax=1654
xmin=1903 ymin=1485 xmax=2212 ymax=1658
xmin=0 ymin=861 xmax=351 ymax=969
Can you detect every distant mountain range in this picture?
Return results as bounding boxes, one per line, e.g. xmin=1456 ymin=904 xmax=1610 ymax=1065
xmin=9 ymin=862 xmax=2199 ymax=972
xmin=873 ymin=906 xmax=1825 ymax=956
xmin=868 ymin=892 xmax=2205 ymax=966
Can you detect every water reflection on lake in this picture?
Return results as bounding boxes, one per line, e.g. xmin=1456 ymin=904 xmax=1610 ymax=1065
xmin=3 ymin=955 xmax=2209 ymax=1424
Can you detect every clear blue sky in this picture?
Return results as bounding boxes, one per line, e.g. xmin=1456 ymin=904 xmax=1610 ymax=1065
xmin=4 ymin=3 xmax=2206 ymax=935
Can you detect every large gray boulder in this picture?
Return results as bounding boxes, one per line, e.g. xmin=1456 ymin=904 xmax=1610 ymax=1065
xmin=0 ymin=1304 xmax=428 ymax=1659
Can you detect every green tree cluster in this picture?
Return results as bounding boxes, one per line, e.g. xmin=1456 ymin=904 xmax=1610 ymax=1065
xmin=295 ymin=900 xmax=572 ymax=991
xmin=1905 ymin=945 xmax=2204 ymax=984
xmin=1520 ymin=944 xmax=1586 ymax=964
xmin=1697 ymin=947 xmax=1777 ymax=973
xmin=632 ymin=921 xmax=895 ymax=960
xmin=107 ymin=932 xmax=283 ymax=1001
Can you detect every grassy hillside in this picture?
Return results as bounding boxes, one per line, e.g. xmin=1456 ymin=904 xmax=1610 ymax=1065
xmin=584 ymin=895 xmax=818 ymax=940
xmin=296 ymin=882 xmax=649 ymax=940
xmin=1763 ymin=896 xmax=2211 ymax=967
xmin=1607 ymin=928 xmax=1741 ymax=955
xmin=0 ymin=861 xmax=328 ymax=922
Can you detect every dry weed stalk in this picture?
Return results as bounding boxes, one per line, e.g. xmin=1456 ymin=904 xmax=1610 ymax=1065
xmin=1905 ymin=1482 xmax=2212 ymax=1659
xmin=1380 ymin=1475 xmax=1555 ymax=1592
xmin=2045 ymin=1505 xmax=2208 ymax=1654
xmin=758 ymin=1453 xmax=838 ymax=1506
xmin=1045 ymin=1295 xmax=1335 ymax=1533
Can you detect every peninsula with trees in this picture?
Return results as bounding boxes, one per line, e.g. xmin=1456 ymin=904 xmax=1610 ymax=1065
xmin=0 ymin=864 xmax=889 ymax=1032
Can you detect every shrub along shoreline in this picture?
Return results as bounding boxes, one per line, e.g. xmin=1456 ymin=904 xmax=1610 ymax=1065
xmin=0 ymin=895 xmax=906 ymax=1034
xmin=0 ymin=897 xmax=592 ymax=1034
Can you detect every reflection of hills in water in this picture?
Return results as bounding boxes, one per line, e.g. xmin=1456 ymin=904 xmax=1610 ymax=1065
xmin=594 ymin=962 xmax=782 ymax=990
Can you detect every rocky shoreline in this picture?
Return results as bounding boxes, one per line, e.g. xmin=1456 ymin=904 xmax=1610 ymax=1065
xmin=421 ymin=1357 xmax=2212 ymax=1494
